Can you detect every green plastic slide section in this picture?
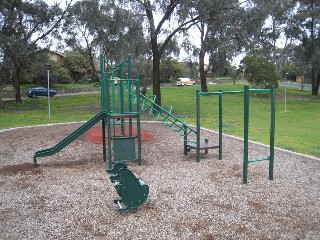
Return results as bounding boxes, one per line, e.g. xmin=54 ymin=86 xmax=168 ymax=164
xmin=33 ymin=110 xmax=107 ymax=165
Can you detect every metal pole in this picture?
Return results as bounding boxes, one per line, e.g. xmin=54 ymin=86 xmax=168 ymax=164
xmin=45 ymin=63 xmax=52 ymax=118
xmin=47 ymin=68 xmax=51 ymax=118
xmin=218 ymin=90 xmax=223 ymax=160
xmin=243 ymin=85 xmax=249 ymax=184
xmin=269 ymin=85 xmax=276 ymax=180
xmin=196 ymin=90 xmax=200 ymax=162
xmin=284 ymin=73 xmax=288 ymax=112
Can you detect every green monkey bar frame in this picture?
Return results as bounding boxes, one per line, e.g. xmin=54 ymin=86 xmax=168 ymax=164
xmin=243 ymin=85 xmax=276 ymax=184
xmin=192 ymin=85 xmax=276 ymax=184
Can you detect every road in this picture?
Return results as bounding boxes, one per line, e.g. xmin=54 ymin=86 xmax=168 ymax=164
xmin=278 ymin=81 xmax=317 ymax=92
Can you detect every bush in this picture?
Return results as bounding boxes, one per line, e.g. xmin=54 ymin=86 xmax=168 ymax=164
xmin=241 ymin=56 xmax=278 ymax=88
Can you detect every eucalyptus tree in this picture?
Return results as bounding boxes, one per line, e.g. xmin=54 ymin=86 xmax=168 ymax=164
xmin=63 ymin=0 xmax=147 ymax=82
xmin=181 ymin=0 xmax=250 ymax=92
xmin=102 ymin=0 xmax=201 ymax=106
xmin=290 ymin=0 xmax=319 ymax=95
xmin=0 ymin=0 xmax=71 ymax=103
xmin=63 ymin=0 xmax=101 ymax=82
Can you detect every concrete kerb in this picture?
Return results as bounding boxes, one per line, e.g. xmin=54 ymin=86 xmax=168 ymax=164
xmin=0 ymin=121 xmax=319 ymax=162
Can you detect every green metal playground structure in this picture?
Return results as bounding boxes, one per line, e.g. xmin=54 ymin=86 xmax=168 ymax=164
xmin=33 ymin=54 xmax=275 ymax=185
xmin=194 ymin=86 xmax=276 ymax=184
xmin=33 ymin=54 xmax=143 ymax=169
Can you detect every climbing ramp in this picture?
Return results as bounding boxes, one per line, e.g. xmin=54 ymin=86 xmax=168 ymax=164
xmin=131 ymin=91 xmax=221 ymax=161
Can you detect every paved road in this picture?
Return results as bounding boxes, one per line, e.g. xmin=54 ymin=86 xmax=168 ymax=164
xmin=279 ymin=81 xmax=316 ymax=92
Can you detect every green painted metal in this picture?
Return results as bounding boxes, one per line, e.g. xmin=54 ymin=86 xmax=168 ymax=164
xmin=196 ymin=90 xmax=201 ymax=161
xmin=103 ymin=55 xmax=142 ymax=168
xmin=33 ymin=110 xmax=107 ymax=166
xmin=242 ymin=85 xmax=276 ymax=184
xmin=269 ymin=85 xmax=276 ymax=180
xmin=33 ymin=54 xmax=142 ymax=169
xmin=192 ymin=86 xmax=276 ymax=182
xmin=193 ymin=90 xmax=223 ymax=162
xmin=243 ymin=85 xmax=249 ymax=184
xmin=218 ymin=90 xmax=223 ymax=160
xmin=113 ymin=137 xmax=136 ymax=162
xmin=107 ymin=163 xmax=149 ymax=212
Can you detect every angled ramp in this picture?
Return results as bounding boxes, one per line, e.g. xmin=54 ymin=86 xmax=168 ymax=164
xmin=33 ymin=110 xmax=107 ymax=166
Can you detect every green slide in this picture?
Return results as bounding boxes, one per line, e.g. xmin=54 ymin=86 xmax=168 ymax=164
xmin=33 ymin=110 xmax=107 ymax=166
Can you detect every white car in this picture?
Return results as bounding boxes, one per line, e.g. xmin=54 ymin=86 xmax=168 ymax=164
xmin=176 ymin=78 xmax=195 ymax=86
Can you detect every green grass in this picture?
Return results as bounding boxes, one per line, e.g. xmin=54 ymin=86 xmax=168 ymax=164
xmin=161 ymin=83 xmax=320 ymax=158
xmin=1 ymin=83 xmax=319 ymax=158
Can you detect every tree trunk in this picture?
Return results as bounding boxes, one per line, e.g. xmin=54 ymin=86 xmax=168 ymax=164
xmin=13 ymin=66 xmax=22 ymax=103
xmin=199 ymin=49 xmax=208 ymax=92
xmin=0 ymin=98 xmax=4 ymax=109
xmin=152 ymin=51 xmax=161 ymax=107
xmin=311 ymin=69 xmax=319 ymax=96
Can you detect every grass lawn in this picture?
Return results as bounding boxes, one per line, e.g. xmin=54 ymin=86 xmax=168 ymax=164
xmin=1 ymin=83 xmax=319 ymax=158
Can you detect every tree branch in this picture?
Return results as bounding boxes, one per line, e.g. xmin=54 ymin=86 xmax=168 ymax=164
xmin=159 ymin=16 xmax=200 ymax=55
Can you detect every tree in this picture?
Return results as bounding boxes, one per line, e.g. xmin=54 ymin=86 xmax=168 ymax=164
xmin=105 ymin=0 xmax=200 ymax=106
xmin=63 ymin=51 xmax=91 ymax=82
xmin=241 ymin=56 xmax=278 ymax=88
xmin=160 ymin=58 xmax=183 ymax=83
xmin=292 ymin=0 xmax=320 ymax=95
xmin=63 ymin=1 xmax=147 ymax=82
xmin=0 ymin=0 xmax=71 ymax=103
xmin=182 ymin=1 xmax=254 ymax=92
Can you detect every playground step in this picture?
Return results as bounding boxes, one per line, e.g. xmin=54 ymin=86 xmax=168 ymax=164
xmin=186 ymin=142 xmax=220 ymax=150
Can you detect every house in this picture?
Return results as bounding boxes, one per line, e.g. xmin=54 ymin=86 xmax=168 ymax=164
xmin=48 ymin=50 xmax=65 ymax=65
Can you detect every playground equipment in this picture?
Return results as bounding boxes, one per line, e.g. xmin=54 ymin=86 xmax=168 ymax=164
xmin=33 ymin=52 xmax=275 ymax=184
xmin=189 ymin=86 xmax=276 ymax=184
xmin=243 ymin=85 xmax=276 ymax=184
xmin=100 ymin=54 xmax=142 ymax=169
xmin=33 ymin=54 xmax=142 ymax=169
xmin=107 ymin=163 xmax=149 ymax=212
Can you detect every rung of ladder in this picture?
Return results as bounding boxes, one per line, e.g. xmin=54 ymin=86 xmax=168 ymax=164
xmin=248 ymin=156 xmax=270 ymax=163
xmin=156 ymin=106 xmax=172 ymax=121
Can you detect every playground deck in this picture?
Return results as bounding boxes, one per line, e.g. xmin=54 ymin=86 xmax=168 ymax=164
xmin=0 ymin=121 xmax=319 ymax=239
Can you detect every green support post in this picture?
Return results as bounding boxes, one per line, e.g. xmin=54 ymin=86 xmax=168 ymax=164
xmin=218 ymin=90 xmax=223 ymax=160
xmin=269 ymin=85 xmax=276 ymax=180
xmin=196 ymin=90 xmax=201 ymax=162
xmin=243 ymin=85 xmax=249 ymax=184
xmin=136 ymin=79 xmax=142 ymax=166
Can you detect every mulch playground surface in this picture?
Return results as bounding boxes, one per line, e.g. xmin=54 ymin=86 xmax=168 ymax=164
xmin=85 ymin=125 xmax=154 ymax=143
xmin=0 ymin=121 xmax=319 ymax=239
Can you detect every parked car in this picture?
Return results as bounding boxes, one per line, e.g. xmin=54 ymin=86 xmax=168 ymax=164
xmin=26 ymin=87 xmax=57 ymax=98
xmin=176 ymin=78 xmax=195 ymax=86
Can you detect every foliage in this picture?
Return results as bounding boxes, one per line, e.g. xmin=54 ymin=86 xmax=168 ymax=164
xmin=0 ymin=0 xmax=70 ymax=103
xmin=281 ymin=64 xmax=301 ymax=81
xmin=63 ymin=0 xmax=147 ymax=83
xmin=286 ymin=0 xmax=320 ymax=95
xmin=241 ymin=56 xmax=278 ymax=88
xmin=160 ymin=59 xmax=183 ymax=83
xmin=63 ymin=51 xmax=91 ymax=82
